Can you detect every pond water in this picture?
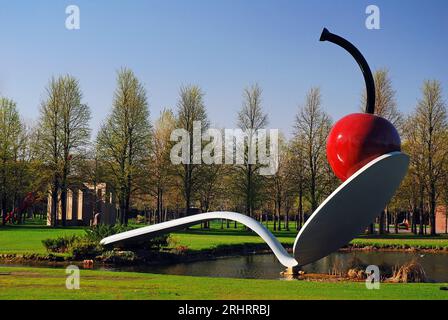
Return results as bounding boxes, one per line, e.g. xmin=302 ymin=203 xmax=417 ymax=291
xmin=104 ymin=251 xmax=448 ymax=282
xmin=2 ymin=251 xmax=447 ymax=282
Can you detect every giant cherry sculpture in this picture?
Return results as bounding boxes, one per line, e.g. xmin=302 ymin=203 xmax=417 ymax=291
xmin=321 ymin=28 xmax=401 ymax=181
xmin=101 ymin=29 xmax=409 ymax=269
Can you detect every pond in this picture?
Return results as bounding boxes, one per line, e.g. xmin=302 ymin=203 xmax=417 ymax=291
xmin=105 ymin=251 xmax=448 ymax=282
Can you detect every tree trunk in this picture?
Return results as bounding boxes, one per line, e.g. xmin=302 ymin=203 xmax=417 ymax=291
xmin=246 ymin=164 xmax=252 ymax=218
xmin=410 ymin=211 xmax=417 ymax=234
xmin=60 ymin=188 xmax=67 ymax=227
xmin=419 ymin=210 xmax=424 ymax=235
xmin=51 ymin=182 xmax=58 ymax=227
xmin=379 ymin=210 xmax=385 ymax=234
xmin=310 ymin=172 xmax=317 ymax=212
xmin=277 ymin=211 xmax=281 ymax=231
xmin=297 ymin=186 xmax=303 ymax=230
xmin=60 ymin=159 xmax=69 ymax=227
xmin=394 ymin=212 xmax=399 ymax=234
xmin=119 ymin=185 xmax=127 ymax=225
xmin=367 ymin=222 xmax=375 ymax=234
xmin=157 ymin=187 xmax=161 ymax=224
xmin=1 ymin=191 xmax=6 ymax=226
xmin=429 ymin=182 xmax=436 ymax=236
xmin=125 ymin=193 xmax=130 ymax=225
xmin=1 ymin=161 xmax=7 ymax=226
xmin=386 ymin=208 xmax=390 ymax=233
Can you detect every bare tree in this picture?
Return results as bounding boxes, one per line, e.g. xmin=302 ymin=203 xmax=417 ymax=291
xmin=197 ymin=163 xmax=228 ymax=228
xmin=362 ymin=69 xmax=402 ymax=234
xmin=268 ymin=134 xmax=294 ymax=231
xmin=38 ymin=80 xmax=61 ymax=227
xmin=405 ymin=80 xmax=447 ymax=235
xmin=148 ymin=109 xmax=176 ymax=223
xmin=59 ymin=77 xmax=91 ymax=226
xmin=236 ymin=84 xmax=268 ymax=218
xmin=403 ymin=118 xmax=428 ymax=235
xmin=294 ymin=87 xmax=332 ymax=212
xmin=38 ymin=76 xmax=91 ymax=226
xmin=174 ymin=85 xmax=209 ymax=217
xmin=288 ymin=137 xmax=306 ymax=230
xmin=362 ymin=68 xmax=402 ymax=128
xmin=0 ymin=97 xmax=23 ymax=225
xmin=97 ymin=68 xmax=151 ymax=225
xmin=10 ymin=122 xmax=34 ymax=224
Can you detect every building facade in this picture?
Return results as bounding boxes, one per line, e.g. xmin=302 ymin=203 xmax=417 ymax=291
xmin=47 ymin=183 xmax=117 ymax=226
xmin=436 ymin=206 xmax=447 ymax=234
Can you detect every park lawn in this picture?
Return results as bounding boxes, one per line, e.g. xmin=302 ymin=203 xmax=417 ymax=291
xmin=0 ymin=221 xmax=298 ymax=256
xmin=0 ymin=266 xmax=447 ymax=300
xmin=0 ymin=224 xmax=85 ymax=255
xmin=351 ymin=233 xmax=448 ymax=249
xmin=2 ymin=221 xmax=448 ymax=256
xmin=170 ymin=224 xmax=296 ymax=250
xmin=141 ymin=220 xmax=448 ymax=250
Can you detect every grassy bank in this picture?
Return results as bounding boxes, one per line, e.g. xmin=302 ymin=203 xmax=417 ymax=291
xmin=1 ymin=222 xmax=448 ymax=258
xmin=351 ymin=234 xmax=448 ymax=250
xmin=0 ymin=266 xmax=447 ymax=300
xmin=0 ymin=224 xmax=85 ymax=255
xmin=171 ymin=227 xmax=295 ymax=250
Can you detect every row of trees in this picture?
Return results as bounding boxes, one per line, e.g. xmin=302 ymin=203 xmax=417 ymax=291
xmin=0 ymin=68 xmax=447 ymax=235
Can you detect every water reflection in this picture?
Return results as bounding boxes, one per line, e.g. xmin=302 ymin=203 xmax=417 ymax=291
xmin=111 ymin=251 xmax=448 ymax=282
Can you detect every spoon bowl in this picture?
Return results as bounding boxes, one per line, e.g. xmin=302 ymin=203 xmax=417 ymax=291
xmin=293 ymin=151 xmax=409 ymax=266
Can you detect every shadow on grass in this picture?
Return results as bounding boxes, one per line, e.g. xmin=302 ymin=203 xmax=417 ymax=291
xmin=356 ymin=233 xmax=448 ymax=240
xmin=175 ymin=228 xmax=298 ymax=238
xmin=0 ymin=224 xmax=85 ymax=232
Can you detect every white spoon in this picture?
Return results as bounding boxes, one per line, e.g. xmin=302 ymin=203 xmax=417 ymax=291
xmin=101 ymin=152 xmax=409 ymax=268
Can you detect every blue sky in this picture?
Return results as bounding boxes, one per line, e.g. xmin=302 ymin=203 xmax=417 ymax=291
xmin=0 ymin=0 xmax=447 ymax=137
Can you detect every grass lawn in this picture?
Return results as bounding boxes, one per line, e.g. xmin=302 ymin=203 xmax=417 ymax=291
xmin=1 ymin=220 xmax=448 ymax=256
xmin=0 ymin=266 xmax=447 ymax=300
xmin=0 ymin=224 xmax=85 ymax=255
xmin=0 ymin=220 xmax=298 ymax=256
xmin=170 ymin=225 xmax=296 ymax=250
xmin=352 ymin=233 xmax=448 ymax=249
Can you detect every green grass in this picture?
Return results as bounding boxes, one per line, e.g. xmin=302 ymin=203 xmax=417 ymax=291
xmin=351 ymin=233 xmax=448 ymax=250
xmin=0 ymin=266 xmax=447 ymax=300
xmin=0 ymin=221 xmax=448 ymax=255
xmin=1 ymin=222 xmax=448 ymax=300
xmin=2 ymin=220 xmax=448 ymax=256
xmin=163 ymin=222 xmax=448 ymax=251
xmin=0 ymin=224 xmax=85 ymax=255
xmin=0 ymin=220 xmax=297 ymax=256
xmin=170 ymin=224 xmax=296 ymax=251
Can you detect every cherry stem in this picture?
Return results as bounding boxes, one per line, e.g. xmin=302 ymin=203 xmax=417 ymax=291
xmin=320 ymin=28 xmax=376 ymax=114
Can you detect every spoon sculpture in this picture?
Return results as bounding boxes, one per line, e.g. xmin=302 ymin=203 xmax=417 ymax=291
xmin=101 ymin=28 xmax=409 ymax=268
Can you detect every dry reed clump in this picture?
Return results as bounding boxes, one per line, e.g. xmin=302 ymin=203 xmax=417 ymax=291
xmin=328 ymin=259 xmax=345 ymax=277
xmin=347 ymin=268 xmax=366 ymax=280
xmin=345 ymin=255 xmax=368 ymax=280
xmin=389 ymin=260 xmax=427 ymax=283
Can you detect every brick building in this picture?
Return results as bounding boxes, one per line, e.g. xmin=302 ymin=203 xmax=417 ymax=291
xmin=436 ymin=206 xmax=447 ymax=234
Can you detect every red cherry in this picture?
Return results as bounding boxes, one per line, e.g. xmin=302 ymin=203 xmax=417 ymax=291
xmin=326 ymin=113 xmax=401 ymax=181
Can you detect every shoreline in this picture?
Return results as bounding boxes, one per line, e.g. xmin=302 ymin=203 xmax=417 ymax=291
xmin=1 ymin=242 xmax=448 ymax=267
xmin=1 ymin=265 xmax=446 ymax=300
